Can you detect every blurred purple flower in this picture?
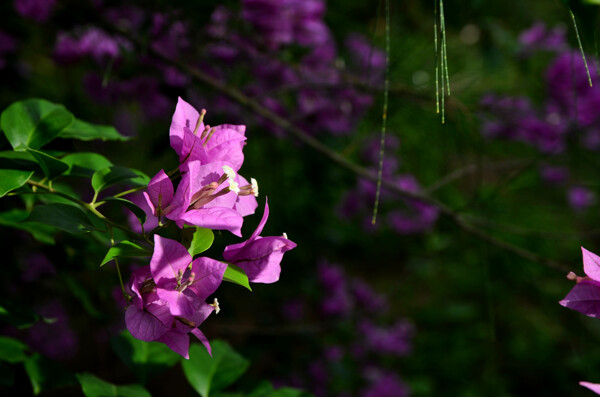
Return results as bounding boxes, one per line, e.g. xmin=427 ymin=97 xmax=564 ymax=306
xmin=0 ymin=30 xmax=18 ymax=69
xmin=21 ymin=253 xmax=56 ymax=282
xmin=352 ymin=279 xmax=389 ymax=314
xmin=361 ymin=370 xmax=410 ymax=397
xmin=242 ymin=0 xmax=329 ymax=48
xmin=345 ymin=33 xmax=385 ymax=82
xmin=360 ymin=319 xmax=414 ymax=356
xmin=518 ymin=22 xmax=567 ymax=56
xmin=14 ymin=0 xmax=56 ymax=23
xmin=26 ymin=301 xmax=78 ymax=361
xmin=568 ymin=186 xmax=596 ymax=211
xmin=539 ymin=165 xmax=569 ymax=186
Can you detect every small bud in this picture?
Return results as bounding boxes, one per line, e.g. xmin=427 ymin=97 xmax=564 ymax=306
xmin=567 ymin=271 xmax=578 ymax=281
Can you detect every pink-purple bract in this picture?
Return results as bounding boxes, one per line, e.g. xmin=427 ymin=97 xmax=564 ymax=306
xmin=125 ymin=235 xmax=226 ymax=358
xmin=559 ymin=247 xmax=600 ymax=318
xmin=223 ymin=198 xmax=297 ymax=283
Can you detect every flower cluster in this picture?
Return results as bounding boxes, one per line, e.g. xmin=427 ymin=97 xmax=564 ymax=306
xmin=124 ymin=98 xmax=296 ymax=357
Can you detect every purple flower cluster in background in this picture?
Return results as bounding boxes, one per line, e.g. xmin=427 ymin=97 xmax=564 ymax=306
xmin=241 ymin=0 xmax=329 ymax=48
xmin=480 ymin=23 xmax=600 ymax=213
xmin=339 ymin=135 xmax=439 ymax=234
xmin=38 ymin=1 xmax=384 ymax=138
xmin=14 ymin=0 xmax=56 ymax=23
xmin=279 ymin=261 xmax=413 ymax=397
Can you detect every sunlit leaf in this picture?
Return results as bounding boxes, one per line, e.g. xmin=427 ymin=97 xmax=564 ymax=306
xmin=189 ymin=227 xmax=215 ymax=257
xmin=61 ymin=153 xmax=113 ymax=177
xmin=223 ymin=264 xmax=252 ymax=291
xmin=101 ymin=240 xmax=151 ymax=266
xmin=60 ymin=119 xmax=128 ymax=141
xmin=182 ymin=340 xmax=249 ymax=397
xmin=0 ymin=169 xmax=33 ymax=197
xmin=0 ymin=98 xmax=74 ymax=151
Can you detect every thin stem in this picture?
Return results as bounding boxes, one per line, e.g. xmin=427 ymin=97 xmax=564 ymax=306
xmin=372 ymin=0 xmax=390 ymax=226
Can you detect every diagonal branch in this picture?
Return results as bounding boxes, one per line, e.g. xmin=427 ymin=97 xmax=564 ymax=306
xmin=115 ymin=28 xmax=572 ymax=273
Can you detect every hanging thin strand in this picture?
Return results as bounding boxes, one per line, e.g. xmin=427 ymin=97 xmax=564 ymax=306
xmin=434 ymin=0 xmax=440 ymax=114
xmin=440 ymin=0 xmax=451 ymax=96
xmin=570 ymin=8 xmax=592 ymax=87
xmin=371 ymin=0 xmax=390 ymax=225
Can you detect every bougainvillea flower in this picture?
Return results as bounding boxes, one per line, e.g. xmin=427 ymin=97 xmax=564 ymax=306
xmin=165 ymin=161 xmax=245 ymax=235
xmin=223 ymin=198 xmax=296 ymax=283
xmin=143 ymin=169 xmax=174 ymax=219
xmin=559 ymin=247 xmax=600 ymax=318
xmin=151 ymin=235 xmax=227 ymax=317
xmin=580 ymin=381 xmax=600 ymax=395
xmin=124 ymin=236 xmax=227 ymax=358
xmin=169 ymin=97 xmax=247 ymax=171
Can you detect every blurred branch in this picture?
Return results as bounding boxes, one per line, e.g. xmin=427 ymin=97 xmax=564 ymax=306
xmin=115 ymin=28 xmax=572 ymax=273
xmin=424 ymin=158 xmax=531 ymax=194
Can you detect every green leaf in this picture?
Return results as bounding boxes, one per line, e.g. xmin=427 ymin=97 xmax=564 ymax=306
xmin=0 ymin=98 xmax=74 ymax=151
xmin=77 ymin=373 xmax=151 ymax=397
xmin=110 ymin=331 xmax=181 ymax=385
xmin=189 ymin=227 xmax=215 ymax=257
xmin=25 ymin=203 xmax=97 ymax=234
xmin=103 ymin=197 xmax=147 ymax=228
xmin=27 ymin=149 xmax=69 ymax=180
xmin=61 ymin=153 xmax=113 ymax=177
xmin=24 ymin=354 xmax=76 ymax=395
xmin=0 ymin=150 xmax=38 ymax=171
xmin=101 ymin=241 xmax=150 ymax=266
xmin=92 ymin=166 xmax=148 ymax=194
xmin=182 ymin=340 xmax=250 ymax=397
xmin=223 ymin=264 xmax=252 ymax=291
xmin=0 ymin=209 xmax=55 ymax=244
xmin=0 ymin=169 xmax=33 ymax=197
xmin=61 ymin=119 xmax=128 ymax=141
xmin=0 ymin=336 xmax=28 ymax=363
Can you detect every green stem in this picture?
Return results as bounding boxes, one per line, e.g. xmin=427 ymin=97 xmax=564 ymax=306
xmin=371 ymin=0 xmax=390 ymax=226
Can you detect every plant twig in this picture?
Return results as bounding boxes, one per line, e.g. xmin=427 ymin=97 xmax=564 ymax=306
xmin=115 ymin=28 xmax=572 ymax=273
